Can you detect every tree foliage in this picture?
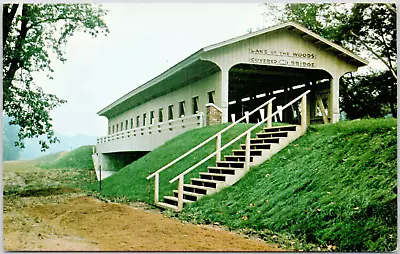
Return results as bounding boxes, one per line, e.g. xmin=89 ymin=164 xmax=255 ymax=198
xmin=279 ymin=3 xmax=351 ymax=45
xmin=345 ymin=4 xmax=397 ymax=79
xmin=3 ymin=4 xmax=109 ymax=151
xmin=340 ymin=70 xmax=396 ymax=120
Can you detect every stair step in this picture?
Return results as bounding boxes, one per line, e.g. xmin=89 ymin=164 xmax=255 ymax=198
xmin=240 ymin=143 xmax=271 ymax=150
xmin=156 ymin=202 xmax=178 ymax=211
xmin=164 ymin=195 xmax=194 ymax=203
xmin=224 ymin=155 xmax=254 ymax=162
xmin=216 ymin=161 xmax=244 ymax=168
xmin=173 ymin=190 xmax=204 ymax=198
xmin=183 ymin=184 xmax=213 ymax=195
xmin=173 ymin=190 xmax=204 ymax=201
xmin=163 ymin=196 xmax=194 ymax=207
xmin=207 ymin=166 xmax=241 ymax=175
xmin=250 ymin=137 xmax=280 ymax=144
xmin=256 ymin=131 xmax=289 ymax=138
xmin=264 ymin=125 xmax=297 ymax=132
xmin=191 ymin=178 xmax=223 ymax=184
xmin=200 ymin=172 xmax=231 ymax=181
xmin=191 ymin=178 xmax=223 ymax=188
xmin=232 ymin=149 xmax=263 ymax=156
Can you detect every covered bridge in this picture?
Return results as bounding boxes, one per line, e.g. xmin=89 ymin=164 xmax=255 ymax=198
xmin=95 ymin=22 xmax=367 ymax=171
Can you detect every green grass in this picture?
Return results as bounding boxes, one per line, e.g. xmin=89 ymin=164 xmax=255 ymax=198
xmin=88 ymin=123 xmax=264 ymax=202
xmin=176 ymin=118 xmax=397 ymax=252
xmin=39 ymin=145 xmax=94 ymax=170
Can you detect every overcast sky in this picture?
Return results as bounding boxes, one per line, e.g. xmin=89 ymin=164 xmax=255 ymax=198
xmin=32 ymin=3 xmax=381 ymax=138
xmin=33 ymin=3 xmax=270 ymax=137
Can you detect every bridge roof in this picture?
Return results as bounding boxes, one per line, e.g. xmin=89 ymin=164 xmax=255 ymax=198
xmin=98 ymin=22 xmax=368 ymax=117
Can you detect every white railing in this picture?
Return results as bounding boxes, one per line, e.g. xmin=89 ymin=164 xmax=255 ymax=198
xmin=170 ymin=90 xmax=310 ymax=211
xmin=146 ymin=96 xmax=277 ymax=207
xmin=97 ymin=113 xmax=204 ymax=144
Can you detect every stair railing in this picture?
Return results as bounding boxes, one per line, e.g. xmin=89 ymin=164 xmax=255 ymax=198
xmin=146 ymin=96 xmax=276 ymax=204
xmin=170 ymin=90 xmax=310 ymax=211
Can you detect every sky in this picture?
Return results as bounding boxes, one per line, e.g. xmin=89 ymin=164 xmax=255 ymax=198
xmin=32 ymin=3 xmax=383 ymax=138
xmin=33 ymin=3 xmax=270 ymax=137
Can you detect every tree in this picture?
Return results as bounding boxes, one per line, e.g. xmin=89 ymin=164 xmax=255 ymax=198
xmin=340 ymin=70 xmax=396 ymax=120
xmin=3 ymin=4 xmax=109 ymax=151
xmin=263 ymin=3 xmax=397 ymax=118
xmin=345 ymin=4 xmax=397 ymax=80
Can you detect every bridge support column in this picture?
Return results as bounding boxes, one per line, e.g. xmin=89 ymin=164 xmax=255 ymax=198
xmin=329 ymin=76 xmax=340 ymax=123
xmin=220 ymin=68 xmax=229 ymax=123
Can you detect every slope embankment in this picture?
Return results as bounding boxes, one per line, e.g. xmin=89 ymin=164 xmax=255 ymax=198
xmin=177 ymin=118 xmax=397 ymax=252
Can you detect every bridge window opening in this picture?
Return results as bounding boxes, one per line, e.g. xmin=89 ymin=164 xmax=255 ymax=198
xmin=143 ymin=113 xmax=147 ymax=126
xmin=136 ymin=116 xmax=140 ymax=127
xmin=150 ymin=111 xmax=155 ymax=125
xmin=192 ymin=96 xmax=199 ymax=114
xmin=229 ymin=100 xmax=236 ymax=105
xmin=108 ymin=126 xmax=111 ymax=135
xmin=256 ymin=93 xmax=266 ymax=98
xmin=116 ymin=124 xmax=119 ymax=132
xmin=159 ymin=108 xmax=164 ymax=122
xmin=168 ymin=105 xmax=174 ymax=120
xmin=241 ymin=97 xmax=250 ymax=102
xmin=120 ymin=122 xmax=123 ymax=131
xmin=179 ymin=101 xmax=185 ymax=117
xmin=125 ymin=120 xmax=128 ymax=130
xmin=112 ymin=125 xmax=115 ymax=133
xmin=208 ymin=90 xmax=215 ymax=104
xmin=130 ymin=118 xmax=133 ymax=129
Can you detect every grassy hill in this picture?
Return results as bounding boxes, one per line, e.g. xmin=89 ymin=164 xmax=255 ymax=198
xmin=177 ymin=118 xmax=397 ymax=252
xmin=38 ymin=145 xmax=94 ymax=170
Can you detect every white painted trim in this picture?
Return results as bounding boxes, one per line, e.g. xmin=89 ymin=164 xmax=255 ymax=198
xmin=205 ymin=103 xmax=222 ymax=112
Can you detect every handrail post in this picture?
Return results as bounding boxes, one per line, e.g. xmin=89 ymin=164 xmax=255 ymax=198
xmin=245 ymin=111 xmax=249 ymax=124
xmin=154 ymin=172 xmax=159 ymax=204
xmin=301 ymin=94 xmax=307 ymax=131
xmin=216 ymin=134 xmax=221 ymax=162
xmin=245 ymin=132 xmax=251 ymax=170
xmin=177 ymin=176 xmax=184 ymax=212
xmin=267 ymin=101 xmax=272 ymax=128
xmin=259 ymin=108 xmax=265 ymax=121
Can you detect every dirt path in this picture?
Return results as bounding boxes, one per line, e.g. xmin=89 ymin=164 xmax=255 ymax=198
xmin=3 ymin=160 xmax=283 ymax=251
xmin=4 ymin=194 xmax=282 ymax=251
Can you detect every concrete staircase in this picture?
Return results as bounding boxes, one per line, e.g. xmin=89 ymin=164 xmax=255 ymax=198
xmin=156 ymin=124 xmax=303 ymax=211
